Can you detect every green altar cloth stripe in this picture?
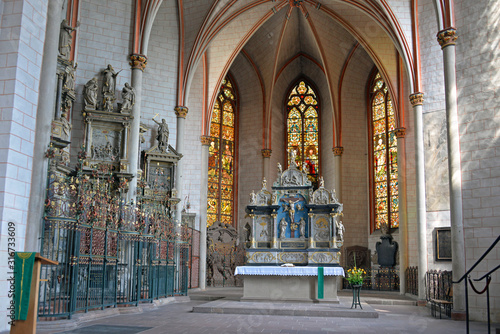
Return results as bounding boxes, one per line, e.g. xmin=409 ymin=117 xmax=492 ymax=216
xmin=14 ymin=252 xmax=37 ymax=320
xmin=318 ymin=267 xmax=324 ymax=299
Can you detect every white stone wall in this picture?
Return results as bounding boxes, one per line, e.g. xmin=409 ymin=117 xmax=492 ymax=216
xmin=340 ymin=48 xmax=372 ymax=250
xmin=70 ymin=0 xmax=134 ymax=159
xmin=231 ymin=53 xmax=263 ymax=234
xmin=182 ymin=61 xmax=203 ymax=229
xmin=455 ymin=0 xmax=500 ymax=322
xmin=141 ymin=0 xmax=178 ymax=149
xmin=0 ymin=0 xmax=47 ymax=329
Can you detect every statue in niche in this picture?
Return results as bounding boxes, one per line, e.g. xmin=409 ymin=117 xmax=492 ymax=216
xmin=153 ymin=118 xmax=169 ymax=152
xmin=279 ymin=218 xmax=288 ymax=239
xmin=336 ymin=220 xmax=345 ymax=243
xmin=102 ymin=64 xmax=118 ymax=95
xmin=83 ymin=78 xmax=98 ymax=110
xmin=120 ymin=83 xmax=135 ymax=112
xmin=59 ymin=19 xmax=79 ymax=60
xmin=299 ymin=217 xmax=306 ymax=239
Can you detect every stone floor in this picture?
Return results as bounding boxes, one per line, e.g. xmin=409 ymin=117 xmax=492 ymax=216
xmin=36 ymin=288 xmax=497 ymax=334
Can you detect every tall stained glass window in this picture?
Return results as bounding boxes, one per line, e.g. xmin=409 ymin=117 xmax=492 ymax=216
xmin=286 ymin=81 xmax=320 ymax=185
xmin=207 ymin=77 xmax=236 ymax=227
xmin=371 ymin=72 xmax=398 ymax=230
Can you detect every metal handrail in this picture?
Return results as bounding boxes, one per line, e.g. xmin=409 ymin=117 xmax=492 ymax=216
xmin=453 ymin=235 xmax=499 ymax=284
xmin=453 ymin=235 xmax=499 ymax=334
xmin=474 ymin=264 xmax=500 ymax=282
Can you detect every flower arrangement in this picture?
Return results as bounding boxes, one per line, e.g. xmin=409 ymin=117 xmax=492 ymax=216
xmin=346 ymin=267 xmax=366 ymax=286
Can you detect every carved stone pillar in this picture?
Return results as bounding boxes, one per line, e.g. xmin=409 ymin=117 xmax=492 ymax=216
xmin=127 ymin=54 xmax=147 ymax=202
xmin=395 ymin=127 xmax=408 ymax=295
xmin=410 ymin=92 xmax=427 ymax=303
xmin=199 ymin=135 xmax=211 ymax=290
xmin=332 ymin=147 xmax=343 ymax=201
xmin=437 ymin=28 xmax=465 ymax=319
xmin=261 ymin=148 xmax=272 ymax=184
xmin=175 ymin=106 xmax=188 ymax=225
xmin=271 ymin=211 xmax=278 ymax=249
xmin=26 ymin=0 xmax=65 ymax=251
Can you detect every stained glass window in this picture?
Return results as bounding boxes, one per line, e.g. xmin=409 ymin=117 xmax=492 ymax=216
xmin=371 ymin=73 xmax=398 ymax=230
xmin=207 ymin=77 xmax=236 ymax=227
xmin=286 ymin=81 xmax=320 ymax=186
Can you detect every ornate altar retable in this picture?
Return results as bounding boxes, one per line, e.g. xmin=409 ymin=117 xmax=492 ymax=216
xmin=236 ymin=155 xmax=345 ymax=303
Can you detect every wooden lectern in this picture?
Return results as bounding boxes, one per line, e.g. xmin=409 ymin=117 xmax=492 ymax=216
xmin=10 ymin=253 xmax=58 ymax=334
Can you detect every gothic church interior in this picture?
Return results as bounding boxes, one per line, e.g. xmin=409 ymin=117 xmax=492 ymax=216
xmin=0 ymin=0 xmax=498 ymax=330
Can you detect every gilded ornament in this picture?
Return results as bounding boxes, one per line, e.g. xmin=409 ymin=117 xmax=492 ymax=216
xmin=333 ymin=146 xmax=344 ymax=156
xmin=174 ymin=106 xmax=188 ymax=118
xmin=200 ymin=135 xmax=211 ymax=146
xmin=437 ymin=28 xmax=457 ymax=49
xmin=129 ymin=54 xmax=148 ymax=71
xmin=261 ymin=148 xmax=272 ymax=158
xmin=395 ymin=127 xmax=406 ymax=138
xmin=409 ymin=92 xmax=424 ymax=106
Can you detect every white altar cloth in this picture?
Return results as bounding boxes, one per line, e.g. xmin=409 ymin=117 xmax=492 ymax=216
xmin=235 ymin=266 xmax=344 ymax=277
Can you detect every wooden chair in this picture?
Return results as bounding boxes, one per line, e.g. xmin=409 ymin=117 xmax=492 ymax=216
xmin=430 ymin=286 xmax=453 ymax=318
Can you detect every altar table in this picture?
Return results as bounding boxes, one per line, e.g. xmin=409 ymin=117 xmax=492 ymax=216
xmin=235 ymin=266 xmax=345 ymax=303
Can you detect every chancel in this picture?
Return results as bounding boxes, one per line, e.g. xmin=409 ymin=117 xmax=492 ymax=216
xmin=236 ymin=154 xmax=345 ymax=302
xmin=0 ymin=0 xmax=498 ymax=332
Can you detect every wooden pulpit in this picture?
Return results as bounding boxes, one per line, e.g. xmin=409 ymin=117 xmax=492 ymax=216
xmin=10 ymin=253 xmax=58 ymax=334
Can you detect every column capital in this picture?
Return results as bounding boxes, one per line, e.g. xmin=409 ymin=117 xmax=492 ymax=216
xmin=200 ymin=135 xmax=212 ymax=146
xmin=332 ymin=146 xmax=344 ymax=156
xmin=437 ymin=28 xmax=457 ymax=49
xmin=261 ymin=148 xmax=272 ymax=158
xmin=174 ymin=106 xmax=188 ymax=118
xmin=130 ymin=54 xmax=148 ymax=71
xmin=409 ymin=92 xmax=424 ymax=106
xmin=395 ymin=127 xmax=406 ymax=138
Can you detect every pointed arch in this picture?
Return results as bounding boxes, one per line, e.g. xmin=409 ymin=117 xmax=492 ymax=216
xmin=369 ymin=71 xmax=399 ymax=231
xmin=207 ymin=75 xmax=239 ymax=227
xmin=285 ymin=79 xmax=321 ymax=186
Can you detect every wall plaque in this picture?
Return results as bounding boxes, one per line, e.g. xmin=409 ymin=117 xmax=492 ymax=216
xmin=435 ymin=227 xmax=452 ymax=261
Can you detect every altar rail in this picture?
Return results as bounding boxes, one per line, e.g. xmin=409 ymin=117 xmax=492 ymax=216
xmin=343 ymin=268 xmax=400 ymax=291
xmin=406 ymin=266 xmax=418 ymax=296
xmin=426 ymin=269 xmax=452 ymax=301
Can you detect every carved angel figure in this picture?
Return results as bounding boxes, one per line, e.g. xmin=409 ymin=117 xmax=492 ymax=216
xmin=121 ymin=83 xmax=135 ymax=111
xmin=83 ymin=78 xmax=98 ymax=110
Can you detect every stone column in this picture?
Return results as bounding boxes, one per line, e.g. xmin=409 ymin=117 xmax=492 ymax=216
xmin=410 ymin=93 xmax=427 ymax=303
xmin=332 ymin=147 xmax=343 ymax=201
xmin=26 ymin=0 xmax=64 ymax=251
xmin=199 ymin=135 xmax=211 ymax=290
xmin=175 ymin=106 xmax=188 ymax=224
xmin=437 ymin=28 xmax=466 ymax=319
xmin=395 ymin=127 xmax=408 ymax=295
xmin=261 ymin=149 xmax=272 ymax=183
xmin=127 ymin=54 xmax=147 ymax=203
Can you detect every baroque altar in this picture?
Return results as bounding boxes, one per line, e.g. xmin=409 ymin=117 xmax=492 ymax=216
xmin=237 ymin=153 xmax=345 ymax=302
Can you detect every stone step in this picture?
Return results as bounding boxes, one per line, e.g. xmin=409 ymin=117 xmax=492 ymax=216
xmin=192 ymin=298 xmax=379 ymax=318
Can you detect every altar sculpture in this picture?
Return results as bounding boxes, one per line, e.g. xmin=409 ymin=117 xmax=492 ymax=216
xmin=237 ymin=154 xmax=345 ymax=303
xmin=245 ymin=158 xmax=344 ymax=266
